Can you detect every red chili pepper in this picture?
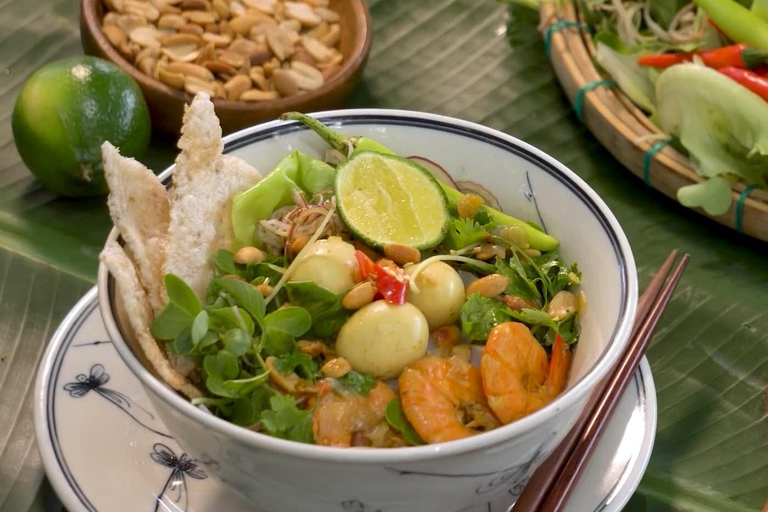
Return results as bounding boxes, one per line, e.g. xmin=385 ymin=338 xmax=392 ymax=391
xmin=637 ymin=44 xmax=768 ymax=70
xmin=355 ymin=250 xmax=376 ymax=280
xmin=719 ymin=66 xmax=768 ymax=102
xmin=373 ymin=261 xmax=408 ymax=305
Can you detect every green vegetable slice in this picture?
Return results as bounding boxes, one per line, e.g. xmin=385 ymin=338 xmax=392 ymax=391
xmin=334 ymin=151 xmax=450 ymax=249
xmin=385 ymin=399 xmax=423 ymax=446
xmin=655 ymin=64 xmax=768 ymax=215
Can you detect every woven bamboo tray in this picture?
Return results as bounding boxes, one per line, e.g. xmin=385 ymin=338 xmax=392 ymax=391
xmin=539 ymin=1 xmax=768 ymax=242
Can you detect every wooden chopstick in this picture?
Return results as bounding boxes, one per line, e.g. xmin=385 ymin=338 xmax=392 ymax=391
xmin=512 ymin=249 xmax=686 ymax=512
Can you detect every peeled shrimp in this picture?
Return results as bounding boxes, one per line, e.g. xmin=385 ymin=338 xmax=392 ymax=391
xmin=481 ymin=322 xmax=572 ymax=425
xmin=312 ymin=381 xmax=404 ymax=447
xmin=399 ymin=355 xmax=500 ymax=444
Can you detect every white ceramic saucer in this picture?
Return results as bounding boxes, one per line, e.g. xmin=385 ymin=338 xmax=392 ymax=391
xmin=34 ymin=289 xmax=656 ymax=512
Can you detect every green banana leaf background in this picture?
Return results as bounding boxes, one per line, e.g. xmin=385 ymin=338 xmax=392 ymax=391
xmin=0 ymin=0 xmax=767 ymax=511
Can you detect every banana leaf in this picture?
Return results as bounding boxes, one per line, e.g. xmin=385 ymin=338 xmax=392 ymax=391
xmin=0 ymin=0 xmax=767 ymax=510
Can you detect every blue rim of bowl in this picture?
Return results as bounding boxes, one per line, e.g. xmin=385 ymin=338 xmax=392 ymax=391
xmin=100 ymin=109 xmax=638 ymax=463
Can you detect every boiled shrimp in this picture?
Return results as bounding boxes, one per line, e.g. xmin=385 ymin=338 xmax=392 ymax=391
xmin=481 ymin=322 xmax=572 ymax=425
xmin=312 ymin=380 xmax=405 ymax=447
xmin=399 ymin=355 xmax=500 ymax=444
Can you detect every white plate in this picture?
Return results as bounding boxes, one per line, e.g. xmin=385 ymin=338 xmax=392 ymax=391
xmin=34 ymin=289 xmax=656 ymax=512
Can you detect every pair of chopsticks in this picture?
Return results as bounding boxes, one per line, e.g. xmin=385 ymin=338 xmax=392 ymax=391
xmin=513 ymin=249 xmax=690 ymax=512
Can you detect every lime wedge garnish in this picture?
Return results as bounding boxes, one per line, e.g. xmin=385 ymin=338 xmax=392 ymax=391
xmin=334 ymin=151 xmax=449 ymax=249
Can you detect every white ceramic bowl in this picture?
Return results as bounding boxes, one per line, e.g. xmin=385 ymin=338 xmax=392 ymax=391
xmin=97 ymin=109 xmax=638 ymax=512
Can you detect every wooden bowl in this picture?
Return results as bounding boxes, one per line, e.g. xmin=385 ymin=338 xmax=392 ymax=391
xmin=540 ymin=1 xmax=768 ymax=243
xmin=80 ymin=0 xmax=372 ymax=135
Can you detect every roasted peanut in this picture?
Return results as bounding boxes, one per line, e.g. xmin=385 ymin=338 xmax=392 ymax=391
xmin=383 ymin=243 xmax=421 ymax=266
xmin=234 ymin=246 xmax=265 ymax=264
xmin=466 ymin=274 xmax=509 ymax=298
xmin=432 ymin=325 xmax=461 ymax=350
xmin=256 ymin=283 xmax=274 ymax=297
xmin=341 ymin=281 xmax=377 ymax=310
xmin=321 ymin=357 xmax=351 ymax=379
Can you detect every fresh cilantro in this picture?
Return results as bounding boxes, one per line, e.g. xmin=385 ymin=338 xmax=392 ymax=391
xmin=385 ymin=399 xmax=423 ymax=446
xmin=273 ymin=352 xmax=320 ymax=381
xmin=495 ymin=257 xmax=542 ymax=305
xmin=460 ymin=294 xmax=513 ymax=341
xmin=443 ymin=218 xmax=487 ymax=250
xmin=260 ymin=395 xmax=314 ymax=443
xmin=335 ymin=371 xmax=376 ymax=396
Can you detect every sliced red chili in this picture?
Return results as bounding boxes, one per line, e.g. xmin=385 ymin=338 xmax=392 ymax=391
xmin=355 ymin=250 xmax=376 ymax=280
xmin=373 ymin=261 xmax=408 ymax=305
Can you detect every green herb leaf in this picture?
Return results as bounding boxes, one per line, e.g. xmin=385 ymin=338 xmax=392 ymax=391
xmin=495 ymin=257 xmax=541 ymax=304
xmin=264 ymin=306 xmax=312 ymax=337
xmin=211 ymin=249 xmax=238 ymax=276
xmin=203 ymin=350 xmax=242 ymax=398
xmin=168 ymin=326 xmax=193 ymax=354
xmin=273 ymin=351 xmax=320 ymax=381
xmin=385 ymin=399 xmax=423 ymax=446
xmin=260 ymin=395 xmax=314 ymax=443
xmin=285 ymin=281 xmax=350 ymax=340
xmin=508 ymin=307 xmax=553 ymax=326
xmin=231 ymin=386 xmax=271 ymax=427
xmin=191 ymin=310 xmax=209 ymax=345
xmin=214 ymin=278 xmax=266 ymax=326
xmin=222 ymin=328 xmax=251 ymax=356
xmin=204 ymin=350 xmax=240 ymax=380
xmin=261 ymin=327 xmax=296 ymax=357
xmin=208 ymin=306 xmax=256 ymax=336
xmin=460 ymin=294 xmax=513 ymax=341
xmin=443 ymin=218 xmax=487 ymax=250
xmin=165 ymin=274 xmax=203 ymax=315
xmin=335 ymin=371 xmax=376 ymax=396
xmin=285 ymin=281 xmax=338 ymax=307
xmin=151 ymin=275 xmax=203 ymax=340
xmin=222 ymin=370 xmax=271 ymax=395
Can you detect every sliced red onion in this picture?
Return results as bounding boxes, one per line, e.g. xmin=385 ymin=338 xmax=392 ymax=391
xmin=407 ymin=155 xmax=459 ymax=188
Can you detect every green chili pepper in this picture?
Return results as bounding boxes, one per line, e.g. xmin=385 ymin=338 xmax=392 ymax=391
xmin=693 ymin=0 xmax=768 ymax=50
xmin=281 ymin=112 xmax=559 ymax=252
xmin=231 ymin=150 xmax=335 ymax=248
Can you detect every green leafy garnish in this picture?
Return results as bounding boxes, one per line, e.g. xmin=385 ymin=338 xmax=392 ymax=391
xmin=151 ymin=274 xmax=202 ymax=340
xmin=385 ymin=399 xmax=422 ymax=446
xmin=460 ymin=294 xmax=513 ymax=341
xmin=495 ymin=257 xmax=541 ymax=305
xmin=273 ymin=351 xmax=320 ymax=381
xmin=335 ymin=371 xmax=376 ymax=396
xmin=213 ymin=278 xmax=266 ymax=326
xmin=443 ymin=218 xmax=488 ymax=250
xmin=264 ymin=306 xmax=311 ymax=337
xmin=284 ymin=281 xmax=350 ymax=340
xmin=260 ymin=395 xmax=314 ymax=443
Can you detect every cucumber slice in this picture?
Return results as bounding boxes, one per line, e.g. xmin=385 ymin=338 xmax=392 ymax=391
xmin=334 ymin=151 xmax=450 ymax=249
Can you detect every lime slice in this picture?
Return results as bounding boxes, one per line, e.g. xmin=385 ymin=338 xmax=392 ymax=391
xmin=335 ymin=151 xmax=449 ymax=249
xmin=334 ymin=151 xmax=449 ymax=249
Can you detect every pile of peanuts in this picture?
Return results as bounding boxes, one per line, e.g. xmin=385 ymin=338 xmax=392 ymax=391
xmin=99 ymin=0 xmax=344 ymax=101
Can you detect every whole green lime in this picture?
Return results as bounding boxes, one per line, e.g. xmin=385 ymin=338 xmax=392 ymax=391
xmin=12 ymin=56 xmax=151 ymax=197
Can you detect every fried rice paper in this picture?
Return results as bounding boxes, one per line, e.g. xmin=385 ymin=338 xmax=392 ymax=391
xmin=101 ymin=240 xmax=202 ymax=399
xmin=164 ymin=93 xmax=262 ymax=298
xmin=102 ymin=141 xmax=170 ymax=313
